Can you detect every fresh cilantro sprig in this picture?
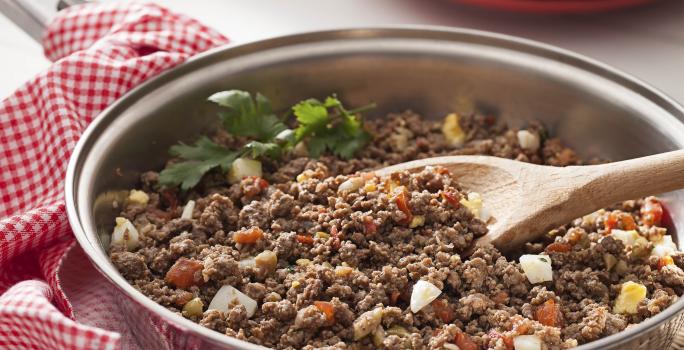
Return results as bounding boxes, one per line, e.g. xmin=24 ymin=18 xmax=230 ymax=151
xmin=158 ymin=90 xmax=374 ymax=190
xmin=158 ymin=137 xmax=240 ymax=190
xmin=208 ymin=90 xmax=287 ymax=142
xmin=293 ymin=96 xmax=374 ymax=159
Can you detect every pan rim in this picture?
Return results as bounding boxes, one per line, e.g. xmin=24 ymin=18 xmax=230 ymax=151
xmin=65 ymin=26 xmax=684 ymax=349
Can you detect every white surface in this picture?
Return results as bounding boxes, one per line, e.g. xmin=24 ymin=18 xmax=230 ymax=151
xmin=0 ymin=0 xmax=683 ymax=102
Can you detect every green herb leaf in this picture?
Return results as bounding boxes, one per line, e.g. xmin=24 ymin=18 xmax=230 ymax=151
xmin=159 ymin=136 xmax=240 ymax=190
xmin=293 ymin=99 xmax=328 ymax=125
xmin=208 ymin=90 xmax=286 ymax=142
xmin=158 ymin=161 xmax=216 ymax=192
xmin=335 ymin=128 xmax=371 ymax=159
xmin=292 ymin=99 xmax=329 ymax=142
xmin=306 ymin=135 xmax=331 ymax=158
xmin=292 ymin=96 xmax=372 ymax=159
xmin=161 ymin=91 xmax=375 ymax=191
xmin=243 ymin=141 xmax=282 ymax=159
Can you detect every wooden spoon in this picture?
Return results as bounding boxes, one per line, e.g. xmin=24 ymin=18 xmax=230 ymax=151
xmin=376 ymin=150 xmax=684 ymax=252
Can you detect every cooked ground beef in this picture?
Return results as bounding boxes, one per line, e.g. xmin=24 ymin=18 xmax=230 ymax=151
xmin=109 ymin=111 xmax=683 ymax=349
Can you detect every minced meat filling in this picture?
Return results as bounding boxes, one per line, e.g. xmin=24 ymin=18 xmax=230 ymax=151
xmin=109 ymin=111 xmax=683 ymax=349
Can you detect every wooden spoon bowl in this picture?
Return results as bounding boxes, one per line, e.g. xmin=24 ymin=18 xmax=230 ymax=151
xmin=377 ymin=150 xmax=684 ymax=251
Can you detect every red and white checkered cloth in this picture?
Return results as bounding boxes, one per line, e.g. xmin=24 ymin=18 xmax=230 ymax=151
xmin=0 ymin=3 xmax=228 ymax=349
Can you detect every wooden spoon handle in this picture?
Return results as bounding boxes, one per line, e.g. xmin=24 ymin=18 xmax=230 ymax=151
xmin=574 ymin=149 xmax=684 ymax=208
xmin=486 ymin=149 xmax=684 ymax=251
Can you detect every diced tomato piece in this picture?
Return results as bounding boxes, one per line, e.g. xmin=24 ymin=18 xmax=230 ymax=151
xmin=491 ymin=291 xmax=509 ymax=304
xmin=513 ymin=322 xmax=529 ymax=335
xmin=330 ymin=226 xmax=341 ymax=251
xmin=245 ymin=176 xmax=268 ymax=189
xmin=502 ymin=336 xmax=514 ymax=350
xmin=314 ymin=301 xmax=335 ymax=323
xmin=242 ymin=176 xmax=269 ymax=198
xmin=545 ymin=242 xmax=572 ymax=253
xmin=363 ymin=217 xmax=377 ymax=235
xmin=441 ymin=191 xmax=460 ymax=207
xmin=431 ymin=299 xmax=454 ymax=323
xmin=234 ymin=227 xmax=264 ymax=244
xmin=604 ymin=212 xmax=618 ymax=233
xmin=621 ymin=214 xmax=637 ymax=230
xmin=296 ymin=234 xmax=314 ymax=245
xmin=390 ymin=291 xmax=401 ymax=305
xmin=567 ymin=230 xmax=583 ymax=244
xmin=605 ymin=212 xmax=637 ymax=233
xmin=436 ymin=167 xmax=451 ymax=175
xmin=534 ymin=299 xmax=562 ymax=327
xmin=454 ymin=331 xmax=478 ymax=350
xmin=487 ymin=330 xmax=513 ymax=350
xmin=641 ymin=198 xmax=663 ymax=227
xmin=658 ymin=256 xmax=675 ymax=270
xmin=393 ymin=188 xmax=413 ymax=225
xmin=165 ymin=258 xmax=204 ymax=289
xmin=161 ymin=189 xmax=178 ymax=211
xmin=174 ymin=291 xmax=194 ymax=307
xmin=360 ymin=172 xmax=376 ymax=181
xmin=253 ymin=176 xmax=269 ymax=190
xmin=148 ymin=208 xmax=172 ymax=220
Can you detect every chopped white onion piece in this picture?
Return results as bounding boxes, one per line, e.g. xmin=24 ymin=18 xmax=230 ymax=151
xmin=111 ymin=217 xmax=140 ymax=251
xmin=442 ymin=344 xmax=459 ymax=350
xmin=353 ymin=307 xmax=384 ymax=340
xmin=208 ymin=285 xmax=257 ymax=318
xmin=513 ymin=335 xmax=542 ymax=350
xmin=519 ymin=254 xmax=553 ymax=284
xmin=338 ymin=177 xmax=365 ymax=193
xmin=227 ymin=158 xmax=262 ymax=183
xmin=239 ymin=258 xmax=256 ymax=268
xmin=611 ymin=229 xmax=639 ymax=246
xmin=181 ymin=200 xmax=195 ymax=220
xmin=517 ymin=130 xmax=540 ymax=152
xmin=603 ymin=253 xmax=618 ymax=271
xmin=410 ymin=280 xmax=442 ymax=313
xmin=652 ymin=235 xmax=678 ymax=257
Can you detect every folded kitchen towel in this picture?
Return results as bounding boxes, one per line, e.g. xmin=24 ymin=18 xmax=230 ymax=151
xmin=0 ymin=3 xmax=227 ymax=349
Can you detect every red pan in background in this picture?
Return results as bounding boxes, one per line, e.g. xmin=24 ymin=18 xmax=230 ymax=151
xmin=453 ymin=0 xmax=658 ymax=13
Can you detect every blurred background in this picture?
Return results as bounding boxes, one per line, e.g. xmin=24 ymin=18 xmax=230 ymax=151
xmin=1 ymin=0 xmax=683 ymax=102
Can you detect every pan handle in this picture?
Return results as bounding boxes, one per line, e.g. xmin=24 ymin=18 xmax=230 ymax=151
xmin=0 ymin=0 xmax=87 ymax=43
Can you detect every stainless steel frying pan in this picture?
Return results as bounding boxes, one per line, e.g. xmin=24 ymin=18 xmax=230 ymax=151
xmin=3 ymin=1 xmax=684 ymax=349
